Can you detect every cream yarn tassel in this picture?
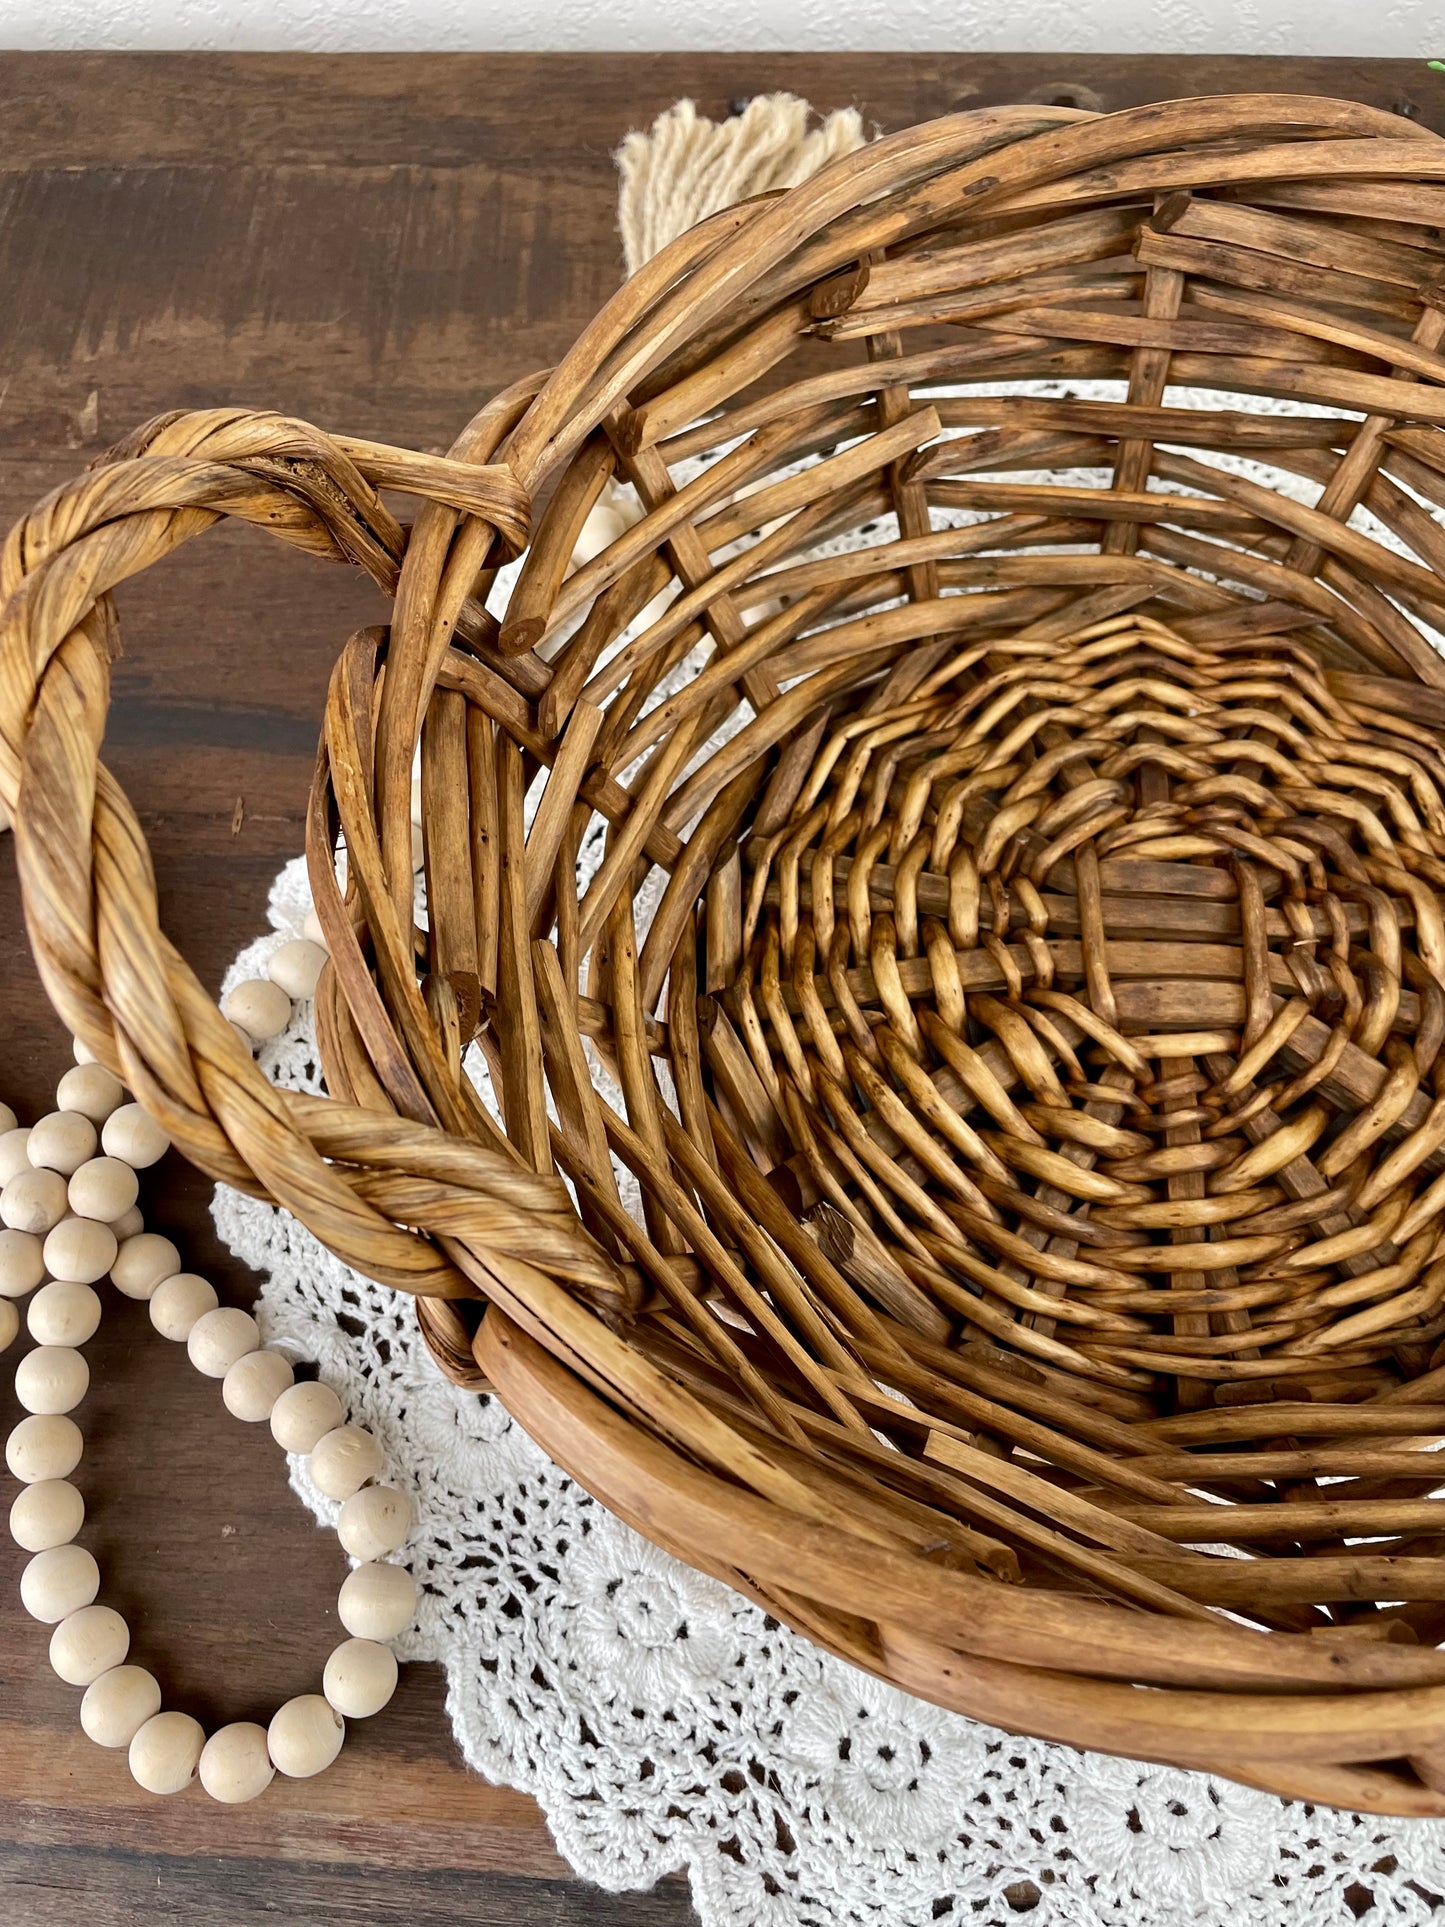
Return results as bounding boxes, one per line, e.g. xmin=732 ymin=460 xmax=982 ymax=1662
xmin=615 ymin=93 xmax=867 ymax=275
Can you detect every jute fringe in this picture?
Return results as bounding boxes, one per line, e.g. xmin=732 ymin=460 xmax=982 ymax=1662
xmin=615 ymin=92 xmax=867 ymax=273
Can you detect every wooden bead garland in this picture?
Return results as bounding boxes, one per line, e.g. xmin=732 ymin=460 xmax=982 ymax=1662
xmin=270 ymin=1379 xmax=344 ymax=1453
xmin=100 ymin=1104 xmax=169 ymax=1171
xmin=265 ymin=939 xmax=327 ymax=1001
xmin=27 ymin=1111 xmax=98 ymax=1177
xmin=1 ymin=1168 xmax=69 ymax=1236
xmin=50 ymin=1603 xmax=129 ymax=1686
xmin=148 ymin=1272 xmax=218 ymax=1340
xmin=53 ymin=1066 xmax=124 ymax=1126
xmin=107 ymin=1205 xmax=144 ymax=1243
xmin=309 ymin=1425 xmax=384 ymax=1501
xmin=337 ymin=1560 xmax=417 ymax=1642
xmin=67 ymin=1156 xmax=139 ymax=1223
xmin=199 ymin=1721 xmax=276 ymax=1804
xmin=0 ymin=1129 xmax=33 ymax=1184
xmin=82 ymin=1665 xmax=162 ymax=1749
xmin=15 ymin=1345 xmax=89 ymax=1414
xmin=336 ymin=1484 xmax=414 ymax=1562
xmin=222 ymin=1348 xmax=293 ymax=1422
xmin=111 ymin=1232 xmax=180 ymax=1301
xmin=0 ymin=1005 xmax=415 ymax=1802
xmin=186 ymin=1305 xmax=260 ymax=1378
xmin=7 ymin=1414 xmax=83 ymax=1483
xmin=221 ymin=978 xmax=292 ymax=1045
xmin=129 ymin=1711 xmax=206 ymax=1796
xmin=42 ymin=1217 xmax=118 ymax=1287
xmin=322 ymin=1638 xmax=397 ymax=1719
xmin=28 ymin=1281 xmax=102 ymax=1348
xmin=20 ymin=1543 xmax=100 ymax=1622
xmin=9 ymin=1478 xmax=85 ymax=1551
xmin=267 ymin=1694 xmax=345 ymax=1779
xmin=0 ymin=1229 xmax=45 ymax=1298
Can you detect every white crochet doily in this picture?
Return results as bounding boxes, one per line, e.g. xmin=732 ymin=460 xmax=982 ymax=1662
xmin=213 ymin=386 xmax=1445 ymax=1926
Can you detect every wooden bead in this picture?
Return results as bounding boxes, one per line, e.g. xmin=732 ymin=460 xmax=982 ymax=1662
xmin=199 ymin=1722 xmax=275 ymax=1804
xmin=44 ymin=1216 xmax=119 ymax=1286
xmin=129 ymin=1710 xmax=205 ymax=1795
xmin=0 ymin=1101 xmax=14 ymax=1137
xmin=0 ymin=1127 xmax=32 ymax=1184
xmin=101 ymin=1103 xmax=169 ymax=1170
xmin=267 ymin=938 xmax=327 ymax=1000
xmin=20 ymin=1543 xmax=100 ymax=1622
xmin=222 ymin=977 xmax=292 ymax=1043
xmin=72 ymin=1035 xmax=97 ymax=1065
xmin=27 ymin=1110 xmax=98 ymax=1177
xmin=228 ymin=1018 xmax=257 ymax=1054
xmin=187 ymin=1305 xmax=259 ymax=1378
xmin=54 ymin=1064 xmax=125 ymax=1126
xmin=0 ymin=1296 xmax=15 ymax=1353
xmin=111 ymin=1232 xmax=180 ymax=1301
xmin=309 ymin=1424 xmax=384 ymax=1501
xmin=0 ymin=1228 xmax=44 ymax=1298
xmin=9 ymin=1478 xmax=84 ymax=1552
xmin=337 ymin=1483 xmax=414 ymax=1562
xmin=222 ymin=1348 xmax=293 ymax=1422
xmin=108 ymin=1204 xmax=144 ymax=1242
xmin=267 ymin=1694 xmax=344 ymax=1779
xmin=302 ymin=907 xmax=328 ymax=950
xmin=323 ymin=1638 xmax=398 ymax=1719
xmin=28 ymin=1280 xmax=102 ymax=1347
xmin=571 ymin=500 xmax=628 ymax=567
xmin=81 ymin=1664 xmax=160 ymax=1748
xmin=1 ymin=1167 xmax=70 ymax=1235
xmin=148 ymin=1271 xmax=218 ymax=1342
xmin=68 ymin=1155 xmax=139 ymax=1223
xmin=6 ymin=1413 xmax=83 ymax=1482
xmin=411 ymin=820 xmax=425 ymax=871
xmin=50 ymin=1603 xmax=129 ymax=1685
xmin=337 ymin=1561 xmax=417 ymax=1642
xmin=15 ymin=1345 xmax=90 ymax=1415
xmin=269 ymin=1379 xmax=344 ymax=1454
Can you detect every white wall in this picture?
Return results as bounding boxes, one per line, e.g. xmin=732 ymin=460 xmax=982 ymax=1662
xmin=3 ymin=1 xmax=1439 ymax=57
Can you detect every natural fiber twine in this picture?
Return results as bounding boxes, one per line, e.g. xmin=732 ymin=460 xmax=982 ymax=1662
xmin=617 ymin=93 xmax=868 ymax=276
xmin=12 ymin=92 xmax=1445 ymax=1814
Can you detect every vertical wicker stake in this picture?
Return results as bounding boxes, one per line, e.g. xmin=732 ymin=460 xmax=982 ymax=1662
xmin=13 ymin=95 xmax=1445 ymax=1814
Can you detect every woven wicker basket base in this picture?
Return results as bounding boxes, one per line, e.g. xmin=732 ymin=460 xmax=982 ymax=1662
xmin=11 ymin=93 xmax=1445 ymax=1813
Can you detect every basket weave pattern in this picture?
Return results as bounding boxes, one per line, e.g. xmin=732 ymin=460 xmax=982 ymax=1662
xmin=12 ymin=94 xmax=1445 ymax=1812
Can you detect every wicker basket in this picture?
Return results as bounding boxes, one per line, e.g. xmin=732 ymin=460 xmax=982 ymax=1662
xmin=14 ymin=92 xmax=1445 ymax=1815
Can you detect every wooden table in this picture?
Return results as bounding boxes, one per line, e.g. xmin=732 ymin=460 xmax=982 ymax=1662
xmin=1 ymin=50 xmax=1442 ymax=1927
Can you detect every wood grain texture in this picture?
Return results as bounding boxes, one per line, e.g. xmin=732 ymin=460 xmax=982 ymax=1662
xmin=1 ymin=51 xmax=1443 ymax=1927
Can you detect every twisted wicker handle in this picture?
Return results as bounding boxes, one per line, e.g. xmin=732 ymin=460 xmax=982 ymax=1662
xmin=0 ymin=402 xmax=619 ymax=1307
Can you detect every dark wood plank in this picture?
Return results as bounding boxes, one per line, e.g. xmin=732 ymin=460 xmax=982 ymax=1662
xmin=1 ymin=50 xmax=1442 ymax=1926
xmin=0 ymin=1842 xmax=686 ymax=1926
